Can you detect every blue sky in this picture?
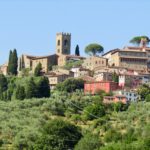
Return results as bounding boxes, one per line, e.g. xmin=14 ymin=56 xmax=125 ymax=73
xmin=0 ymin=0 xmax=150 ymax=64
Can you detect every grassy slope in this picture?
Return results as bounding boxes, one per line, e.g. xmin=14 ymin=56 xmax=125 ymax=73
xmin=0 ymin=98 xmax=150 ymax=149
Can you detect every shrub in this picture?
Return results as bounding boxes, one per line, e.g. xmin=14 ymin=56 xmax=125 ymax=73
xmin=55 ymin=78 xmax=84 ymax=92
xmin=75 ymin=133 xmax=102 ymax=150
xmin=104 ymin=129 xmax=122 ymax=143
xmin=83 ymin=104 xmax=105 ymax=120
xmin=34 ymin=119 xmax=82 ymax=150
xmin=15 ymin=85 xmax=25 ymax=100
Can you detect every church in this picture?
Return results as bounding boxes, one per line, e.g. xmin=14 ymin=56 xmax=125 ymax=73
xmin=19 ymin=33 xmax=85 ymax=73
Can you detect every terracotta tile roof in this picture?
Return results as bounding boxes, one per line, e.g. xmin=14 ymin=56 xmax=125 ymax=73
xmin=79 ymin=75 xmax=95 ymax=82
xmin=126 ymin=46 xmax=150 ymax=51
xmin=32 ymin=54 xmax=57 ymax=60
xmin=102 ymin=48 xmax=121 ymax=56
xmin=65 ymin=55 xmax=85 ymax=59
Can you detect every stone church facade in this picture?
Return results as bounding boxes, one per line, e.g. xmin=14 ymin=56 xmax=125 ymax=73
xmin=18 ymin=33 xmax=84 ymax=73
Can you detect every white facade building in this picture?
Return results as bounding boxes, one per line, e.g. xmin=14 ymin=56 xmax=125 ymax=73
xmin=117 ymin=90 xmax=140 ymax=102
xmin=71 ymin=67 xmax=90 ymax=78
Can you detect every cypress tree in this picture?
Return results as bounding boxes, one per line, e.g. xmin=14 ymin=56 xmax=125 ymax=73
xmin=15 ymin=85 xmax=25 ymax=100
xmin=0 ymin=74 xmax=8 ymax=94
xmin=75 ymin=45 xmax=80 ymax=56
xmin=37 ymin=76 xmax=50 ymax=98
xmin=8 ymin=49 xmax=18 ymax=75
xmin=26 ymin=77 xmax=37 ymax=99
xmin=34 ymin=62 xmax=42 ymax=76
xmin=12 ymin=49 xmax=18 ymax=75
xmin=8 ymin=50 xmax=13 ymax=74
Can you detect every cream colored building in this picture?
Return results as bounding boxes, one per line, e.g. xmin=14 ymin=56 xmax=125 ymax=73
xmin=103 ymin=46 xmax=148 ymax=72
xmin=71 ymin=67 xmax=91 ymax=78
xmin=82 ymin=56 xmax=108 ymax=70
xmin=56 ymin=33 xmax=71 ymax=55
xmin=0 ymin=63 xmax=8 ymax=75
xmin=32 ymin=54 xmax=58 ymax=73
xmin=45 ymin=71 xmax=72 ymax=90
xmin=18 ymin=32 xmax=85 ymax=73
xmin=94 ymin=72 xmax=112 ymax=81
xmin=124 ymin=46 xmax=150 ymax=71
xmin=111 ymin=50 xmax=148 ymax=72
xmin=58 ymin=55 xmax=85 ymax=66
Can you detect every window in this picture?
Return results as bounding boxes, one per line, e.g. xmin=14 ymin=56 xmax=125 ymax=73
xmin=64 ymin=39 xmax=68 ymax=46
xmin=58 ymin=49 xmax=60 ymax=53
xmin=58 ymin=40 xmax=60 ymax=46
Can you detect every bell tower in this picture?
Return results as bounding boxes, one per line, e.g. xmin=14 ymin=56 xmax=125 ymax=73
xmin=56 ymin=32 xmax=71 ymax=55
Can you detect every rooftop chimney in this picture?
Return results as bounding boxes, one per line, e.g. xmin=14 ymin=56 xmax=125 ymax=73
xmin=140 ymin=38 xmax=147 ymax=51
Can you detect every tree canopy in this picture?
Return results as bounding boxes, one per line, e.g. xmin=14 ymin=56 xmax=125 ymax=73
xmin=130 ymin=36 xmax=150 ymax=46
xmin=34 ymin=62 xmax=42 ymax=76
xmin=37 ymin=76 xmax=50 ymax=98
xmin=34 ymin=119 xmax=82 ymax=150
xmin=15 ymin=85 xmax=25 ymax=100
xmin=83 ymin=104 xmax=105 ymax=120
xmin=8 ymin=49 xmax=18 ymax=75
xmin=0 ymin=74 xmax=7 ymax=94
xmin=85 ymin=43 xmax=104 ymax=56
xmin=137 ymin=84 xmax=150 ymax=100
xmin=55 ymin=78 xmax=84 ymax=92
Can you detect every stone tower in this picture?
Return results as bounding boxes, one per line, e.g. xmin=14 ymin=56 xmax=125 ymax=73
xmin=56 ymin=32 xmax=71 ymax=55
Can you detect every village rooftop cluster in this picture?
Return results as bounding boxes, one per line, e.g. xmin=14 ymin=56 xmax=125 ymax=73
xmin=1 ymin=33 xmax=150 ymax=103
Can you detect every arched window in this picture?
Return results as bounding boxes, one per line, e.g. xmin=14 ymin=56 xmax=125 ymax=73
xmin=57 ymin=49 xmax=60 ymax=53
xmin=64 ymin=39 xmax=68 ymax=46
xmin=58 ymin=40 xmax=60 ymax=46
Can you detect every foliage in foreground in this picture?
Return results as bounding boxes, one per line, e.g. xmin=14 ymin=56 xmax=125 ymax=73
xmin=34 ymin=119 xmax=82 ymax=150
xmin=0 ymin=76 xmax=50 ymax=101
xmin=55 ymin=78 xmax=84 ymax=92
xmin=0 ymin=91 xmax=149 ymax=149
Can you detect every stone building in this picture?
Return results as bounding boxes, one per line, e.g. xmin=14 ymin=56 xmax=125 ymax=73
xmin=18 ymin=55 xmax=37 ymax=71
xmin=0 ymin=63 xmax=8 ymax=75
xmin=56 ymin=33 xmax=71 ymax=55
xmin=112 ymin=50 xmax=147 ymax=71
xmin=103 ymin=39 xmax=150 ymax=73
xmin=32 ymin=54 xmax=58 ymax=73
xmin=18 ymin=32 xmax=84 ymax=73
xmin=82 ymin=56 xmax=108 ymax=70
xmin=45 ymin=70 xmax=73 ymax=90
xmin=71 ymin=67 xmax=91 ymax=78
xmin=103 ymin=48 xmax=148 ymax=72
xmin=94 ymin=72 xmax=112 ymax=82
xmin=57 ymin=55 xmax=85 ymax=66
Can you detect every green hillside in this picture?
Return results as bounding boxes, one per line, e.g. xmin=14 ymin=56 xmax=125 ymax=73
xmin=0 ymin=92 xmax=150 ymax=149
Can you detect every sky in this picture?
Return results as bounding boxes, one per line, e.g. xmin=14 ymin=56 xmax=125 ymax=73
xmin=0 ymin=0 xmax=150 ymax=65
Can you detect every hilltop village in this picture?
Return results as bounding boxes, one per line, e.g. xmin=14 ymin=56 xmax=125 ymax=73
xmin=0 ymin=33 xmax=150 ymax=149
xmin=1 ymin=33 xmax=150 ymax=103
